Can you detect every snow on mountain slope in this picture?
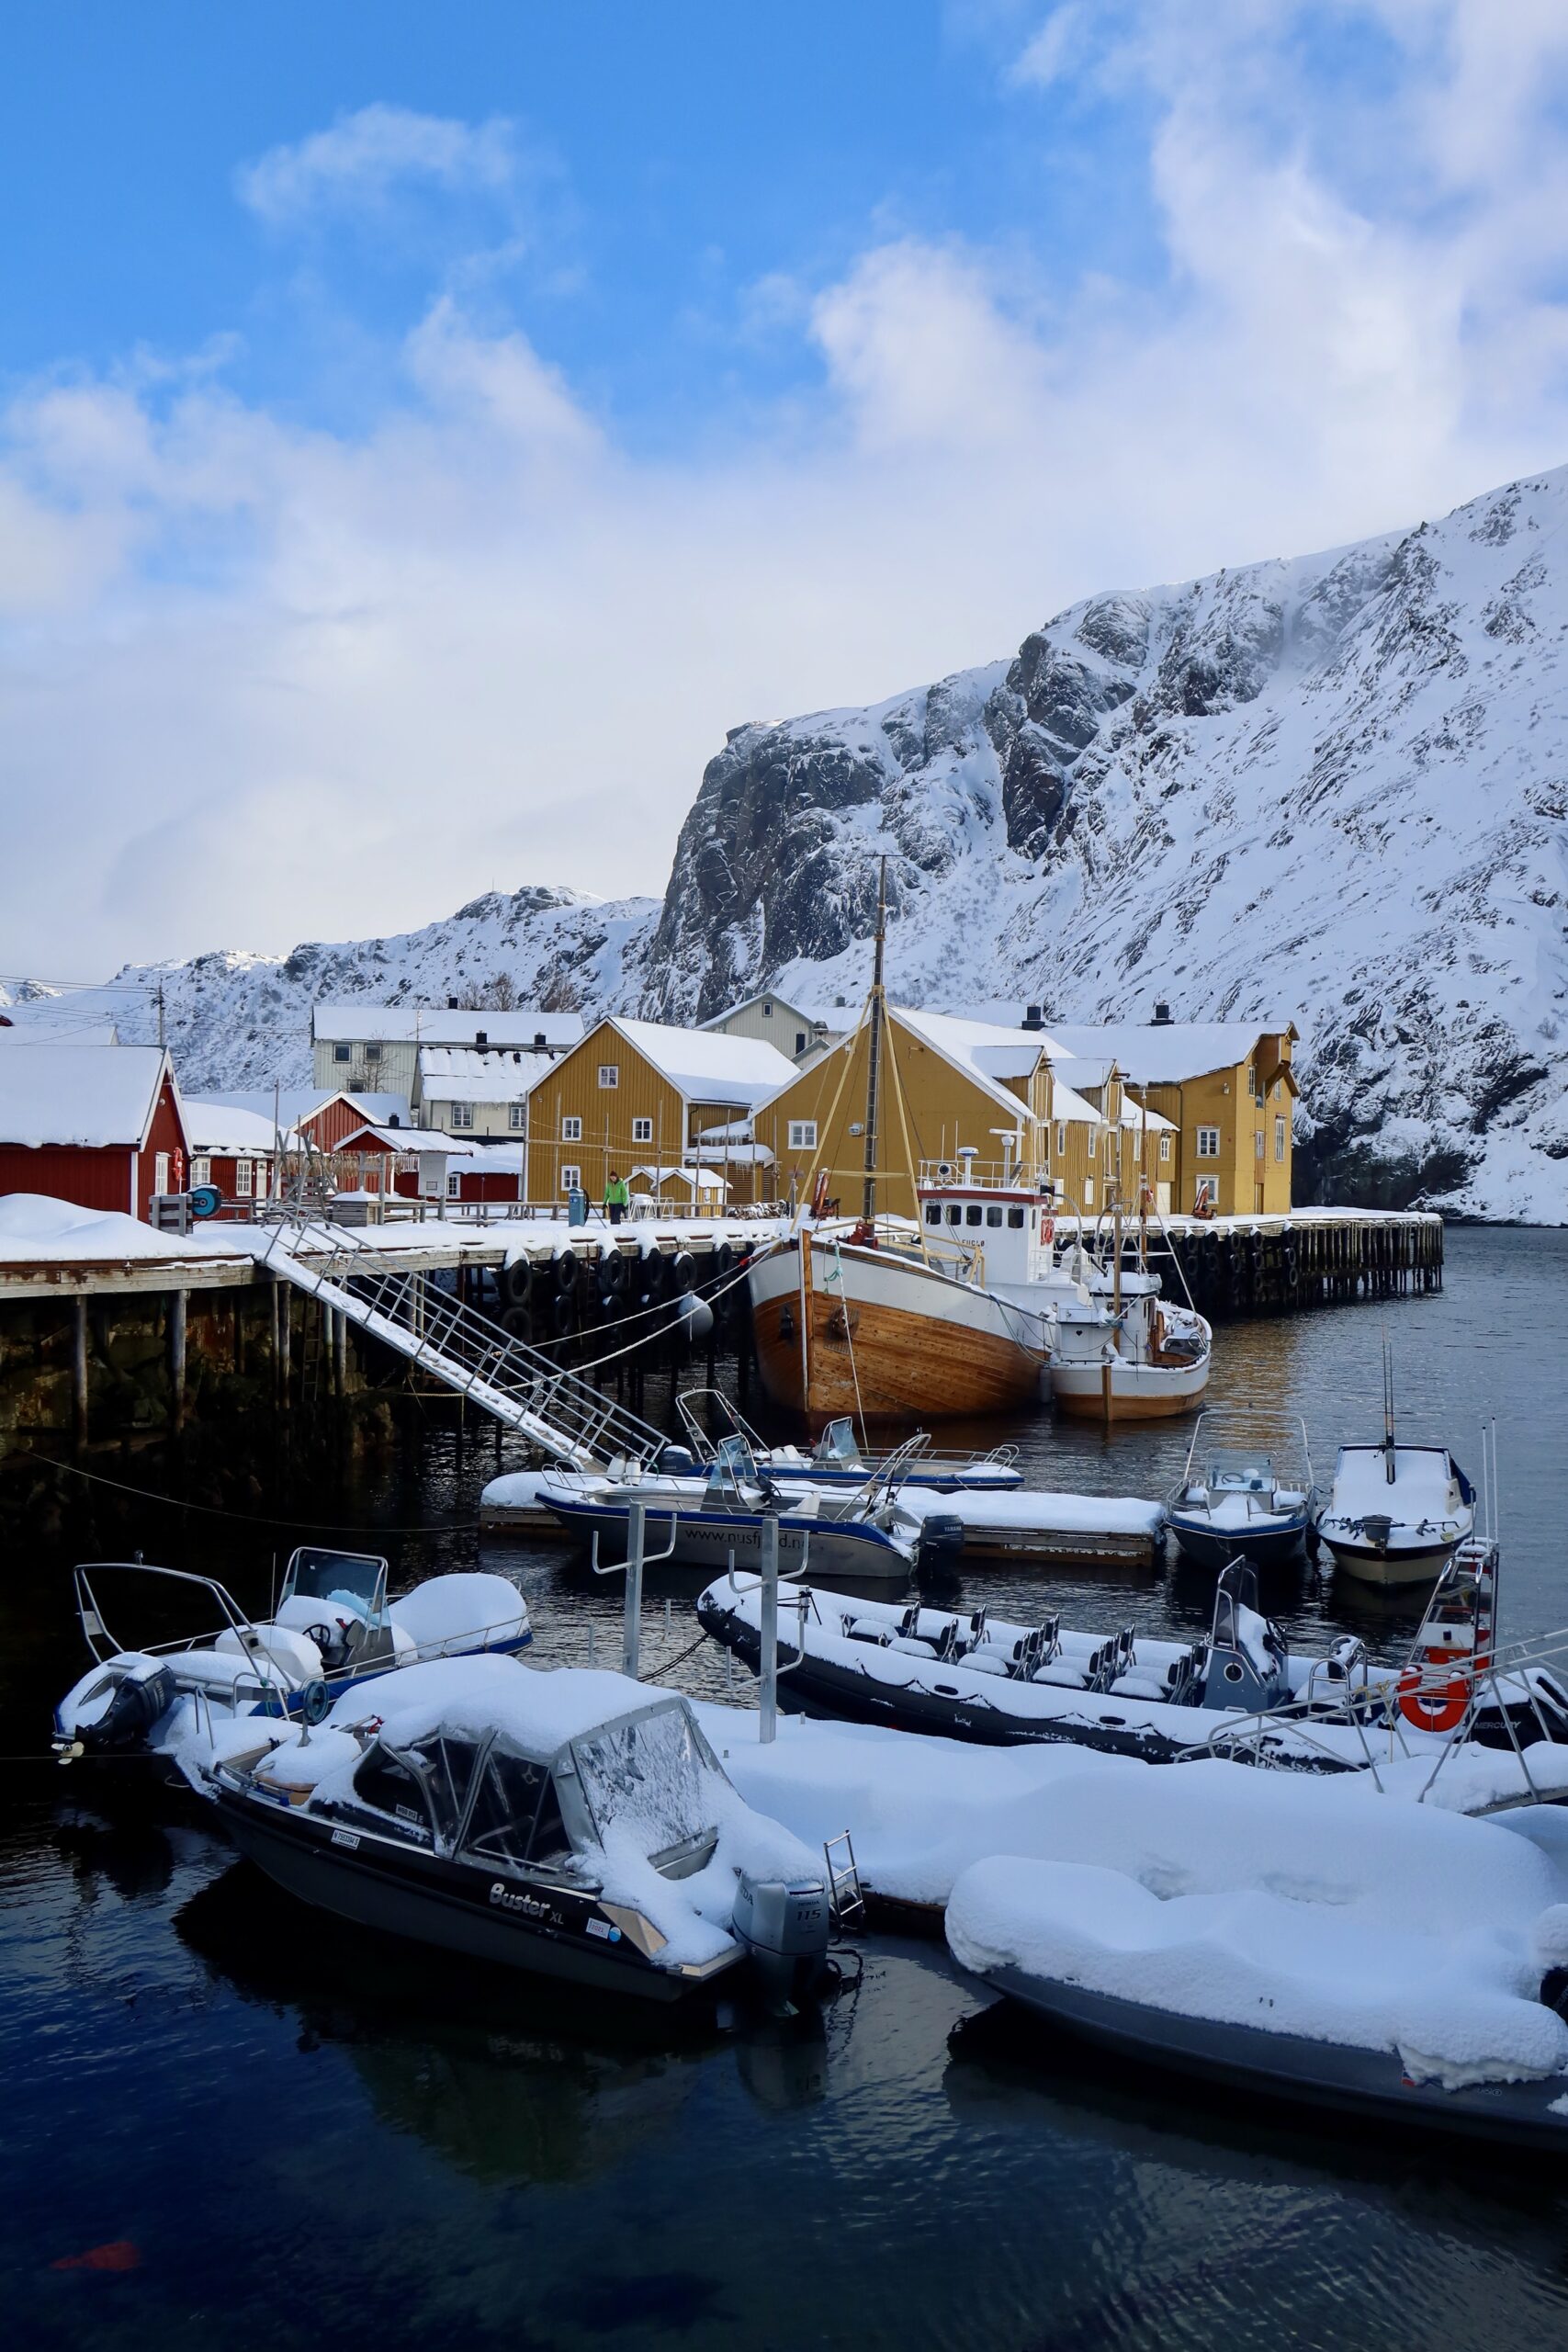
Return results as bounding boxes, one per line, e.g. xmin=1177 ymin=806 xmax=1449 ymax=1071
xmin=649 ymin=468 xmax=1568 ymax=1220
xmin=98 ymin=887 xmax=660 ymax=1092
xmin=30 ymin=464 xmax=1568 ymax=1219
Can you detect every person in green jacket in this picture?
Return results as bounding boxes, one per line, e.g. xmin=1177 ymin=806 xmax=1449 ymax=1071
xmin=604 ymin=1170 xmax=630 ymax=1226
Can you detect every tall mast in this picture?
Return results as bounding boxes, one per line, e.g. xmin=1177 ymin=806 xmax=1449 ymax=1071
xmin=862 ymin=856 xmax=886 ymax=1224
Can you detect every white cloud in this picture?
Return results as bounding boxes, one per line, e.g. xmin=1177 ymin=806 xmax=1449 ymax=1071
xmin=6 ymin=18 xmax=1568 ymax=976
xmin=236 ymin=103 xmax=521 ymax=226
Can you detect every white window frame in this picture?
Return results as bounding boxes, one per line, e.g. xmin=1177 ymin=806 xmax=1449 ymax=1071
xmin=255 ymin=1162 xmax=269 ymax=1201
xmin=446 ymin=1170 xmax=461 ymax=1199
xmin=787 ymin=1119 xmax=818 ymax=1150
xmin=560 ymin=1165 xmax=581 ymax=1194
xmin=1255 ymin=1128 xmax=1265 ymax=1160
xmin=1087 ymin=1126 xmax=1098 ymax=1160
xmin=449 ymin=1102 xmax=474 ymax=1132
xmin=1158 ymin=1133 xmax=1171 ymax=1163
xmin=1275 ymin=1115 xmax=1287 ymax=1162
xmin=1196 ymin=1125 xmax=1221 ymax=1159
xmin=562 ymin=1116 xmax=583 ymax=1142
xmin=1194 ymin=1175 xmax=1219 ymax=1208
xmin=508 ymin=1103 xmax=526 ymax=1131
xmin=234 ymin=1158 xmax=253 ymax=1198
xmin=1055 ymin=1122 xmax=1066 ymax=1157
xmin=1082 ymin=1177 xmax=1095 ymax=1207
xmin=632 ymin=1116 xmax=653 ymax=1144
xmin=333 ymin=1043 xmax=351 ymax=1064
xmin=597 ymin=1064 xmax=619 ymax=1089
xmin=1246 ymin=1062 xmax=1257 ymax=1100
xmin=190 ymin=1157 xmax=211 ymax=1187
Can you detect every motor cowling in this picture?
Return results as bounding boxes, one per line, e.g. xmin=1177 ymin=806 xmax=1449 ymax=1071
xmin=733 ymin=1871 xmax=831 ymax=2010
xmin=915 ymin=1514 xmax=965 ymax=1573
xmin=72 ymin=1660 xmax=177 ymax=1755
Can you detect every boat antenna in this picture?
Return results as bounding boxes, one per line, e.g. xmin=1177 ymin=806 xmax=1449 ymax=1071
xmin=1382 ymin=1331 xmax=1395 ymax=1485
xmin=863 ymin=855 xmax=886 ymax=1225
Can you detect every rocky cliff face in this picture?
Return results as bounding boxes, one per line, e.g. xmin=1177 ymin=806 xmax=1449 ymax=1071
xmin=81 ymin=464 xmax=1568 ymax=1219
xmin=644 ymin=469 xmax=1568 ymax=1220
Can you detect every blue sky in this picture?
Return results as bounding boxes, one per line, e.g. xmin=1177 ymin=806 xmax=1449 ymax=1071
xmin=5 ymin=1 xmax=1568 ymax=973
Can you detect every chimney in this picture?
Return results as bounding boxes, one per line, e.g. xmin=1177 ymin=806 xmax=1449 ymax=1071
xmin=1021 ymin=1005 xmax=1043 ymax=1031
xmin=476 ymin=1030 xmax=488 ymax=1047
xmin=1151 ymin=1002 xmax=1172 ymax=1026
xmin=534 ymin=1031 xmax=547 ymax=1048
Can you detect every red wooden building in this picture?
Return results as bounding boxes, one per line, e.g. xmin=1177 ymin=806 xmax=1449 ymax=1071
xmin=183 ymin=1101 xmax=278 ymax=1208
xmin=0 ymin=1046 xmax=190 ymax=1219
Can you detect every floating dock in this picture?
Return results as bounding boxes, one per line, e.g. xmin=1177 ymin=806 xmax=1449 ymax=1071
xmin=479 ymin=1468 xmax=1165 ymax=1567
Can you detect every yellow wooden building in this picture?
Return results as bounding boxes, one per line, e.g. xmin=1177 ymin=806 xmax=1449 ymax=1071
xmin=1046 ymin=1019 xmax=1298 ymax=1216
xmin=521 ymin=1016 xmax=798 ymax=1205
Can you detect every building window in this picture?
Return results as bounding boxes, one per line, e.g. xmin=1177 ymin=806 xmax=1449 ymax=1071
xmin=509 ymin=1104 xmax=525 ymax=1131
xmin=333 ymin=1043 xmax=351 ymax=1064
xmin=787 ymin=1120 xmax=817 ymax=1150
xmin=1246 ymin=1062 xmax=1256 ymax=1101
xmin=598 ymin=1065 xmax=618 ymax=1089
xmin=1083 ymin=1177 xmax=1095 ymax=1206
xmin=234 ymin=1159 xmax=253 ymax=1197
xmin=446 ymin=1171 xmax=461 ymax=1198
xmin=562 ymin=1116 xmax=582 ymax=1142
xmin=365 ymin=1043 xmax=382 ymax=1063
xmin=795 ymin=1032 xmax=806 ymax=1053
xmin=560 ymin=1165 xmax=581 ymax=1193
xmin=633 ymin=1117 xmax=653 ymax=1144
xmin=1275 ymin=1116 xmax=1286 ymax=1161
xmin=762 ymin=1002 xmax=773 ymax=1016
xmin=1158 ymin=1134 xmax=1172 ymax=1163
xmin=451 ymin=1103 xmax=474 ymax=1131
xmin=1196 ymin=1125 xmax=1220 ymax=1159
xmin=1194 ymin=1176 xmax=1218 ymax=1208
xmin=1087 ymin=1127 xmax=1098 ymax=1160
xmin=190 ymin=1158 xmax=211 ymax=1187
xmin=1254 ymin=1128 xmax=1264 ymax=1160
xmin=1055 ymin=1122 xmax=1066 ymax=1157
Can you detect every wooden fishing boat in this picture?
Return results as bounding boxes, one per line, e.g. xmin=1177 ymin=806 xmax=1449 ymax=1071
xmin=748 ymin=1228 xmax=1046 ymax=1424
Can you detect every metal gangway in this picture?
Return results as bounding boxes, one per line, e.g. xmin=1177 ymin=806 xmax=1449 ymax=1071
xmin=258 ymin=1187 xmax=668 ymax=1473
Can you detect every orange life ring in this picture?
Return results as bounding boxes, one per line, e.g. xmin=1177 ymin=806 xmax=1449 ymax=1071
xmin=1396 ymin=1662 xmax=1469 ymax=1734
xmin=1039 ymin=1212 xmax=1055 ymax=1244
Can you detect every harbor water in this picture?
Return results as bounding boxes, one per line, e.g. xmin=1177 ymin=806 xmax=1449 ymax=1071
xmin=4 ymin=1225 xmax=1567 ymax=2350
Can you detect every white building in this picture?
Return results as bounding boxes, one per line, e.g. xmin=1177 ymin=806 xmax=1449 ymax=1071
xmin=310 ymin=1005 xmax=585 ymax=1102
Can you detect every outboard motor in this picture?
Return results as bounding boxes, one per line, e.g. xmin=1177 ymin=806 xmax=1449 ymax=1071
xmin=654 ymin=1444 xmax=698 ymax=1476
xmin=61 ymin=1658 xmax=177 ymax=1758
xmin=915 ymin=1514 xmax=964 ymax=1575
xmin=733 ymin=1871 xmax=831 ymax=2012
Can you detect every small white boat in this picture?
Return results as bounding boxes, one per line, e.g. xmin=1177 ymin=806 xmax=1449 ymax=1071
xmin=1167 ymin=1413 xmax=1314 ymax=1571
xmin=671 ymin=1391 xmax=1024 ymax=1492
xmin=52 ymin=1548 xmax=532 ymax=1776
xmin=1314 ymin=1347 xmax=1475 ymax=1587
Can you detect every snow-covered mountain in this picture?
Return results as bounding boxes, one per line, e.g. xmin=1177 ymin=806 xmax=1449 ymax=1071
xmin=56 ymin=462 xmax=1568 ymax=1220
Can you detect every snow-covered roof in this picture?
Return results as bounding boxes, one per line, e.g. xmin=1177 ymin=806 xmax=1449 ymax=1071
xmin=892 ymin=1008 xmax=1048 ymax=1118
xmin=417 ymin=1046 xmax=552 ymax=1103
xmin=0 ymin=1045 xmax=176 ymax=1150
xmin=183 ymin=1101 xmax=280 ymax=1156
xmin=604 ymin=1018 xmax=798 ymax=1108
xmin=314 ymin=1004 xmax=585 ymax=1048
xmin=293 ymin=1090 xmax=415 ymax=1133
xmin=631 ymin=1165 xmax=728 ymax=1193
xmin=1047 ymin=1021 xmax=1295 ymax=1085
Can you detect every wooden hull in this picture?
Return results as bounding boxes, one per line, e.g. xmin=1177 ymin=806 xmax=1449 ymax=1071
xmin=749 ymin=1237 xmax=1045 ymax=1424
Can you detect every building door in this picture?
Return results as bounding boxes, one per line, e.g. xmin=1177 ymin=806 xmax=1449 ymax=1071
xmin=154 ymin=1152 xmax=170 ymax=1195
xmin=1156 ymin=1182 xmax=1170 ymax=1216
xmin=1254 ymin=1181 xmax=1265 ymax=1213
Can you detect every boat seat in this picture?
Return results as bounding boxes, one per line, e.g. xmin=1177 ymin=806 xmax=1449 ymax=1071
xmin=888 ymin=1636 xmax=938 ymax=1658
xmin=1111 ymin=1672 xmax=1169 ymax=1702
xmin=964 ymin=1650 xmax=1011 ymax=1677
xmin=1031 ymin=1661 xmax=1089 ymax=1689
xmin=843 ymin=1616 xmax=891 ymax=1646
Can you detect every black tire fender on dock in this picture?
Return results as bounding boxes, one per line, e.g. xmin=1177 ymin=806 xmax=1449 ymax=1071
xmin=499 ymin=1256 xmax=533 ymax=1308
xmin=500 ymin=1304 xmax=534 ymax=1345
xmin=552 ymin=1290 xmax=579 ymax=1336
xmin=598 ymin=1249 xmax=628 ymax=1297
xmin=671 ymin=1250 xmax=697 ymax=1295
xmin=554 ymin=1248 xmax=580 ymax=1294
xmin=641 ymin=1250 xmax=669 ymax=1299
xmin=714 ymin=1240 xmax=737 ymax=1278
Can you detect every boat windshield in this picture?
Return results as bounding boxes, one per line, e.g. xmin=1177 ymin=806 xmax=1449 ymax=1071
xmin=814 ymin=1419 xmax=864 ymax=1467
xmin=704 ymin=1434 xmax=760 ymax=1506
xmin=1206 ymin=1451 xmax=1274 ymax=1495
xmin=570 ymin=1702 xmax=724 ymax=1857
xmin=281 ymin=1546 xmax=389 ymax=1624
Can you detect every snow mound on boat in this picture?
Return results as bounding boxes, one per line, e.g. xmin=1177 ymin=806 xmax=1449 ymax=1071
xmin=386 ymin=1573 xmax=528 ymax=1657
xmin=946 ymin=1763 xmax=1568 ymax=2088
